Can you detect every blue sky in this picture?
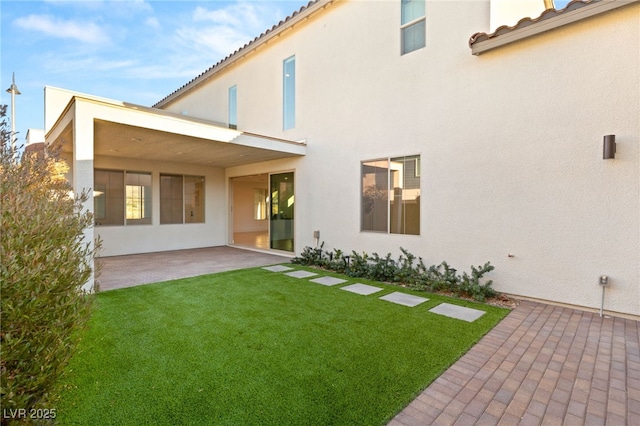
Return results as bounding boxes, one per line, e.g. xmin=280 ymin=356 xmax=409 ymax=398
xmin=1 ymin=0 xmax=571 ymax=145
xmin=1 ymin=0 xmax=309 ymax=145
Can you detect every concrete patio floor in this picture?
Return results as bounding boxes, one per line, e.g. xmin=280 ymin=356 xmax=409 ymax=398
xmin=96 ymin=246 xmax=639 ymax=424
xmin=96 ymin=246 xmax=290 ymax=291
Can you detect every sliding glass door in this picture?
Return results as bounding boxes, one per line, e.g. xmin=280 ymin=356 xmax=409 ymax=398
xmin=269 ymin=172 xmax=294 ymax=252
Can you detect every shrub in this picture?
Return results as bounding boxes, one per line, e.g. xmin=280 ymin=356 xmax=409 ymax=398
xmin=345 ymin=250 xmax=369 ymax=278
xmin=291 ymin=242 xmax=325 ymax=266
xmin=292 ymin=243 xmax=497 ymax=302
xmin=459 ymin=262 xmax=496 ymax=302
xmin=368 ymin=252 xmax=397 ymax=282
xmin=1 ymin=105 xmax=100 ymax=422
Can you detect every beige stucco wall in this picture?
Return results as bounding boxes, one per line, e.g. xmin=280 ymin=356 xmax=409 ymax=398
xmin=164 ymin=0 xmax=639 ymax=315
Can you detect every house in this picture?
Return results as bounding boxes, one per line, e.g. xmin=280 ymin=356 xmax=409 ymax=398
xmin=44 ymin=0 xmax=639 ymax=317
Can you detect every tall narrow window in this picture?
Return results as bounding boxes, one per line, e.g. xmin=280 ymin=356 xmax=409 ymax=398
xmin=229 ymin=85 xmax=237 ymax=129
xmin=184 ymin=175 xmax=205 ymax=223
xmin=94 ymin=170 xmax=124 ymax=226
xmin=389 ymin=155 xmax=420 ymax=235
xmin=401 ymin=0 xmax=426 ymax=55
xmin=283 ymin=56 xmax=296 ymax=130
xmin=125 ymin=172 xmax=152 ymax=225
xmin=361 ymin=155 xmax=421 ymax=235
xmin=160 ymin=174 xmax=183 ymax=224
xmin=361 ymin=160 xmax=389 ymax=232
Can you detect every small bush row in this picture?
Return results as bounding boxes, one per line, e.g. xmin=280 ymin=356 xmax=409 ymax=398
xmin=292 ymin=243 xmax=497 ymax=302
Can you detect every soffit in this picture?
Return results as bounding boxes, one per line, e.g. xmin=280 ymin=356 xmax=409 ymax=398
xmin=51 ymin=96 xmax=305 ymax=168
xmin=92 ymin=120 xmax=302 ymax=168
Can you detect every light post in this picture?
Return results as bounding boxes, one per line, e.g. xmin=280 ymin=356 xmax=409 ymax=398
xmin=6 ymin=72 xmax=21 ymax=150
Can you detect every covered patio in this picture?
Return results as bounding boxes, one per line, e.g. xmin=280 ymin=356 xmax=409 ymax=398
xmin=44 ymin=87 xmax=306 ymax=290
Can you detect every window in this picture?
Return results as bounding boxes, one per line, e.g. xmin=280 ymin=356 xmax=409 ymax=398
xmin=401 ymin=0 xmax=426 ymax=55
xmin=94 ymin=170 xmax=151 ymax=226
xmin=361 ymin=160 xmax=389 ymax=232
xmin=125 ymin=172 xmax=152 ymax=225
xmin=254 ymin=188 xmax=268 ymax=220
xmin=229 ymin=85 xmax=237 ymax=129
xmin=361 ymin=155 xmax=420 ymax=235
xmin=94 ymin=170 xmax=124 ymax=226
xmin=283 ymin=56 xmax=296 ymax=130
xmin=160 ymin=174 xmax=205 ymax=224
xmin=184 ymin=175 xmax=205 ymax=223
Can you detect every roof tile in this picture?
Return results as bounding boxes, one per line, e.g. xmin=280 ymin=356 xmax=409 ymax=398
xmin=469 ymin=0 xmax=599 ymax=47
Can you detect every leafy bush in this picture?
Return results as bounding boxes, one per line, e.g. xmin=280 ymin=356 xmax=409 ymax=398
xmin=345 ymin=250 xmax=370 ymax=278
xmin=368 ymin=252 xmax=397 ymax=282
xmin=1 ymin=105 xmax=100 ymax=422
xmin=291 ymin=242 xmax=325 ymax=266
xmin=292 ymin=243 xmax=498 ymax=302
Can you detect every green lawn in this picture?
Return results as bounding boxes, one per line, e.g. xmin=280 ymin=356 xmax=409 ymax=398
xmin=57 ymin=266 xmax=509 ymax=425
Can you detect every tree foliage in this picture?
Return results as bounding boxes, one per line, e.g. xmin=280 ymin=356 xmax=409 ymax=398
xmin=1 ymin=104 xmax=99 ymax=422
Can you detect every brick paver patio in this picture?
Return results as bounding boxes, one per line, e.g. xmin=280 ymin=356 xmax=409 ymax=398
xmin=389 ymin=300 xmax=640 ymax=425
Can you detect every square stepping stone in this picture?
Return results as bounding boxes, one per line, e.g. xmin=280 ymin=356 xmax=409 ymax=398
xmin=310 ymin=276 xmax=347 ymax=286
xmin=379 ymin=292 xmax=428 ymax=307
xmin=284 ymin=270 xmax=318 ymax=279
xmin=429 ymin=303 xmax=486 ymax=322
xmin=262 ymin=265 xmax=294 ymax=272
xmin=340 ymin=283 xmax=383 ymax=296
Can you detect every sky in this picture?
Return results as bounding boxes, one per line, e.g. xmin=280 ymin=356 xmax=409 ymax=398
xmin=0 ymin=0 xmax=310 ymax=146
xmin=1 ymin=0 xmax=572 ymax=146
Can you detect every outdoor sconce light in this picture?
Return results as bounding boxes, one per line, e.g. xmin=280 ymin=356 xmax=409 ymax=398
xmin=603 ymin=135 xmax=616 ymax=159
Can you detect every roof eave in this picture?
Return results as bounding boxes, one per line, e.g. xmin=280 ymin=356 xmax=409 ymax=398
xmin=470 ymin=0 xmax=639 ymax=56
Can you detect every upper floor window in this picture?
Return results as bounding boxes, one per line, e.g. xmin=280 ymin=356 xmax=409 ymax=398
xmin=361 ymin=155 xmax=421 ymax=235
xmin=283 ymin=55 xmax=296 ymax=130
xmin=229 ymin=85 xmax=237 ymax=129
xmin=401 ymin=0 xmax=426 ymax=55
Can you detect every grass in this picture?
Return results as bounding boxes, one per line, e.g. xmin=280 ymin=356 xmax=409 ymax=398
xmin=57 ymin=266 xmax=509 ymax=425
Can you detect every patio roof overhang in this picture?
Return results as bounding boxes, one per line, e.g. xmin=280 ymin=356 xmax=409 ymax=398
xmin=46 ymin=93 xmax=306 ymax=168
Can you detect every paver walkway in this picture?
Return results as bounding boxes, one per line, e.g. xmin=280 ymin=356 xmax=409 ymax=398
xmin=389 ymin=300 xmax=640 ymax=425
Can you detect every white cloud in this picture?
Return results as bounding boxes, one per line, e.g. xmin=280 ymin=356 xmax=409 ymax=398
xmin=176 ymin=2 xmax=286 ymax=60
xmin=145 ymin=16 xmax=160 ymax=29
xmin=40 ymin=51 xmax=135 ymax=75
xmin=14 ymin=14 xmax=110 ymax=44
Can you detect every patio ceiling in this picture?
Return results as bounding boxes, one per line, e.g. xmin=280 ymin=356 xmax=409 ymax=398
xmin=49 ymin=94 xmax=306 ymax=168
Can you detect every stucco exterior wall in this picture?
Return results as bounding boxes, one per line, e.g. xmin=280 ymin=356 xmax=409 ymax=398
xmin=162 ymin=0 xmax=638 ymax=315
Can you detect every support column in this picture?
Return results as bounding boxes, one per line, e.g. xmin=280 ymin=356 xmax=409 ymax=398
xmin=72 ymin=102 xmax=96 ymax=292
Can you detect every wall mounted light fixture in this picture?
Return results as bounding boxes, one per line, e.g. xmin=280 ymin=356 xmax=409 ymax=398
xmin=603 ymin=135 xmax=616 ymax=159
